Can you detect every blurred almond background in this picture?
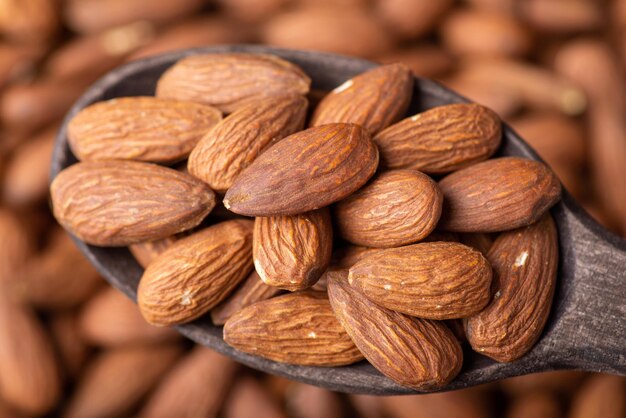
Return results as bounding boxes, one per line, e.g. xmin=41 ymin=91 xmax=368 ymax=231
xmin=0 ymin=0 xmax=625 ymax=416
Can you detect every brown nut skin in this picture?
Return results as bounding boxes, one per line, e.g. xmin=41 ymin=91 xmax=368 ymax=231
xmin=465 ymin=214 xmax=558 ymax=362
xmin=224 ymin=123 xmax=379 ymax=216
xmin=156 ymin=53 xmax=311 ymax=113
xmin=438 ymin=157 xmax=561 ymax=232
xmin=51 ymin=160 xmax=216 ymax=246
xmin=327 ymin=271 xmax=463 ymax=391
xmin=374 ymin=103 xmax=502 ymax=174
xmin=310 ymin=63 xmax=413 ymax=135
xmin=188 ymin=94 xmax=307 ymax=193
xmin=348 ymin=242 xmax=493 ymax=320
xmin=223 ymin=291 xmax=364 ymax=367
xmin=68 ymin=96 xmax=222 ymax=164
xmin=253 ymin=208 xmax=333 ymax=291
xmin=334 ymin=169 xmax=442 ymax=248
xmin=138 ymin=220 xmax=254 ymax=326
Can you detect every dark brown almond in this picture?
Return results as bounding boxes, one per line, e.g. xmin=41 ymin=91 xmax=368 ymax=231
xmin=310 ymin=63 xmax=413 ymax=134
xmin=129 ymin=235 xmax=180 ymax=268
xmin=374 ymin=103 xmax=502 ymax=174
xmin=188 ymin=94 xmax=307 ymax=192
xmin=51 ymin=160 xmax=216 ymax=246
xmin=438 ymin=157 xmax=561 ymax=232
xmin=465 ymin=214 xmax=558 ymax=362
xmin=138 ymin=220 xmax=254 ymax=326
xmin=253 ymin=208 xmax=333 ymax=291
xmin=349 ymin=242 xmax=492 ymax=319
xmin=223 ymin=291 xmax=364 ymax=367
xmin=327 ymin=272 xmax=463 ymax=391
xmin=224 ymin=123 xmax=378 ymax=216
xmin=68 ymin=96 xmax=222 ymax=163
xmin=156 ymin=53 xmax=311 ymax=113
xmin=210 ymin=270 xmax=283 ymax=326
xmin=335 ymin=169 xmax=442 ymax=247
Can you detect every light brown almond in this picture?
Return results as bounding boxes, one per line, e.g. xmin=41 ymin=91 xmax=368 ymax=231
xmin=129 ymin=235 xmax=181 ymax=268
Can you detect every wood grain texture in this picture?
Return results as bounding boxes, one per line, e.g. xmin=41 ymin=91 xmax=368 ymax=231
xmin=374 ymin=103 xmax=501 ymax=174
xmin=51 ymin=160 xmax=216 ymax=246
xmin=439 ymin=157 xmax=561 ymax=232
xmin=224 ymin=123 xmax=379 ymax=216
xmin=465 ymin=214 xmax=558 ymax=362
xmin=211 ymin=270 xmax=283 ymax=326
xmin=349 ymin=242 xmax=492 ymax=319
xmin=253 ymin=208 xmax=333 ymax=291
xmin=156 ymin=53 xmax=311 ymax=113
xmin=138 ymin=220 xmax=254 ymax=326
xmin=188 ymin=94 xmax=307 ymax=192
xmin=224 ymin=291 xmax=364 ymax=366
xmin=335 ymin=169 xmax=442 ymax=247
xmin=68 ymin=96 xmax=222 ymax=163
xmin=311 ymin=63 xmax=413 ymax=134
xmin=328 ymin=272 xmax=463 ymax=391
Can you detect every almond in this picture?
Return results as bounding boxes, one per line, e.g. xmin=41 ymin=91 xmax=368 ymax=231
xmin=335 ymin=169 xmax=442 ymax=247
xmin=68 ymin=96 xmax=222 ymax=163
xmin=138 ymin=219 xmax=254 ymax=326
xmin=374 ymin=103 xmax=502 ymax=174
xmin=224 ymin=123 xmax=378 ymax=216
xmin=438 ymin=157 xmax=561 ymax=232
xmin=223 ymin=291 xmax=364 ymax=366
xmin=210 ymin=270 xmax=283 ymax=326
xmin=129 ymin=235 xmax=180 ymax=268
xmin=156 ymin=53 xmax=311 ymax=113
xmin=49 ymin=313 xmax=89 ymax=379
xmin=0 ymin=208 xmax=32 ymax=282
xmin=51 ymin=160 xmax=216 ymax=246
xmin=465 ymin=214 xmax=558 ymax=362
xmin=188 ymin=94 xmax=307 ymax=192
xmin=327 ymin=271 xmax=463 ymax=391
xmin=348 ymin=242 xmax=492 ymax=319
xmin=310 ymin=63 xmax=413 ymax=134
xmin=253 ymin=208 xmax=333 ymax=291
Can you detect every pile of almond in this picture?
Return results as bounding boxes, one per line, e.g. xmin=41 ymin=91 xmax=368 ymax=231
xmin=51 ymin=52 xmax=561 ymax=391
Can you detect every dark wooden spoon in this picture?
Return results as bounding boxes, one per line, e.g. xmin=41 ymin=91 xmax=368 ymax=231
xmin=50 ymin=45 xmax=626 ymax=395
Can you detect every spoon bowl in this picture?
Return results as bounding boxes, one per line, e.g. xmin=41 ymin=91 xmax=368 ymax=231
xmin=50 ymin=45 xmax=626 ymax=394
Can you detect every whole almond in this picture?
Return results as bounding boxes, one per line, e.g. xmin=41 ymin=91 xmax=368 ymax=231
xmin=129 ymin=235 xmax=180 ymax=268
xmin=224 ymin=291 xmax=364 ymax=366
xmin=327 ymin=271 xmax=463 ymax=391
xmin=335 ymin=169 xmax=442 ymax=247
xmin=51 ymin=160 xmax=216 ymax=246
xmin=375 ymin=0 xmax=453 ymax=39
xmin=68 ymin=96 xmax=222 ymax=163
xmin=0 ymin=208 xmax=32 ymax=282
xmin=50 ymin=313 xmax=89 ymax=379
xmin=156 ymin=53 xmax=311 ymax=113
xmin=569 ymin=374 xmax=626 ymax=418
xmin=349 ymin=242 xmax=492 ymax=319
xmin=310 ymin=63 xmax=413 ymax=134
xmin=374 ymin=103 xmax=502 ymax=174
xmin=439 ymin=157 xmax=561 ymax=232
xmin=211 ymin=270 xmax=283 ymax=326
xmin=253 ymin=208 xmax=333 ymax=291
xmin=224 ymin=123 xmax=378 ymax=216
xmin=138 ymin=219 xmax=254 ymax=326
xmin=465 ymin=214 xmax=558 ymax=362
xmin=223 ymin=377 xmax=288 ymax=418
xmin=188 ymin=94 xmax=307 ymax=192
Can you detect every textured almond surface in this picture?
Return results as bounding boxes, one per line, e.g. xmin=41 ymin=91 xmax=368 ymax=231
xmin=129 ymin=235 xmax=180 ymax=268
xmin=349 ymin=242 xmax=492 ymax=319
xmin=156 ymin=53 xmax=311 ymax=113
xmin=327 ymin=272 xmax=463 ymax=391
xmin=465 ymin=214 xmax=558 ymax=362
xmin=224 ymin=123 xmax=378 ymax=216
xmin=210 ymin=270 xmax=283 ymax=326
xmin=224 ymin=291 xmax=364 ymax=366
xmin=253 ymin=208 xmax=333 ymax=291
xmin=311 ymin=63 xmax=413 ymax=134
xmin=138 ymin=220 xmax=254 ymax=326
xmin=335 ymin=169 xmax=442 ymax=247
xmin=439 ymin=157 xmax=561 ymax=232
xmin=51 ymin=160 xmax=216 ymax=246
xmin=374 ymin=103 xmax=502 ymax=174
xmin=188 ymin=94 xmax=307 ymax=192
xmin=68 ymin=96 xmax=222 ymax=163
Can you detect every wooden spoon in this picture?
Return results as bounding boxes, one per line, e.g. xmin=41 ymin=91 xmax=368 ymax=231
xmin=50 ymin=45 xmax=626 ymax=395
